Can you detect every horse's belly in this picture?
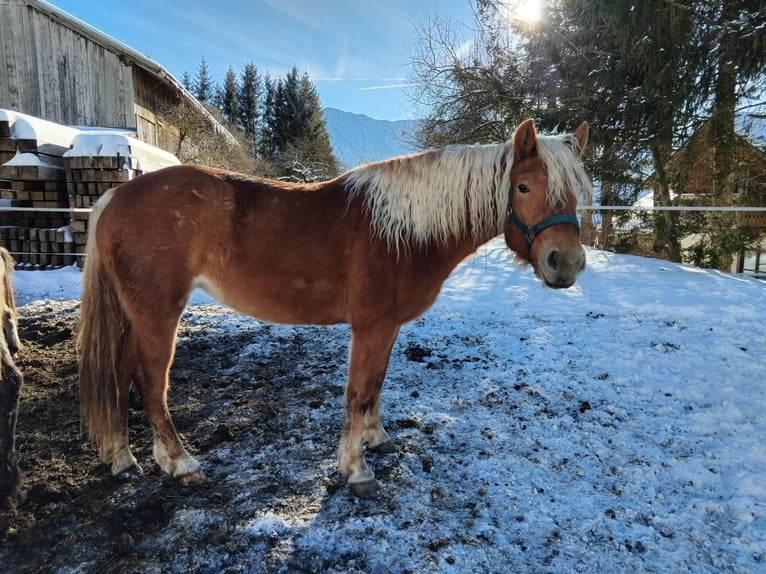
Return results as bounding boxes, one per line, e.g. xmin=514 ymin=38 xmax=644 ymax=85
xmin=194 ymin=275 xmax=346 ymax=325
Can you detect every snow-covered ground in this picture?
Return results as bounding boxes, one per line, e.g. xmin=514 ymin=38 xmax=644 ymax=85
xmin=12 ymin=238 xmax=766 ymax=573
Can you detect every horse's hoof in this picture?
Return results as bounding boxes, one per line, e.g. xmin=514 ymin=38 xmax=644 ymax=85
xmin=349 ymin=478 xmax=379 ymax=499
xmin=114 ymin=464 xmax=143 ymax=481
xmin=369 ymin=440 xmax=395 ymax=455
xmin=177 ymin=468 xmax=206 ymax=485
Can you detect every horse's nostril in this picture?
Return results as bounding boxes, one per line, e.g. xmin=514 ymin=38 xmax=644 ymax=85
xmin=546 ymin=249 xmax=561 ymax=271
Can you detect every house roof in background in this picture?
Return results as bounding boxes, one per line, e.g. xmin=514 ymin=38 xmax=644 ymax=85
xmin=735 ymin=113 xmax=766 ymax=150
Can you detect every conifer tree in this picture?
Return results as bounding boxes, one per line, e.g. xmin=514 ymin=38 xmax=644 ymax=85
xmin=194 ymin=57 xmax=214 ymax=106
xmin=258 ymin=73 xmax=277 ymax=159
xmin=180 ymin=70 xmax=193 ymax=92
xmin=218 ymin=66 xmax=240 ymax=127
xmin=238 ymin=62 xmax=261 ymax=146
xmin=258 ymin=67 xmax=337 ymax=180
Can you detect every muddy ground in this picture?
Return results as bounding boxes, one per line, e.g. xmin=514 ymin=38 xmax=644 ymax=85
xmin=2 ymin=301 xmax=484 ymax=574
xmin=0 ymin=302 xmax=361 ymax=573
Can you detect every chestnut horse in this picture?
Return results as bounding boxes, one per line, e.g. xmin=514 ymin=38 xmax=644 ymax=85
xmin=0 ymin=247 xmax=23 ymax=508
xmin=78 ymin=119 xmax=591 ymax=497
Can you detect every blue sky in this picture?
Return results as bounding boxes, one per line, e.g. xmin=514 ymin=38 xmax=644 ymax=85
xmin=46 ymin=0 xmax=476 ymax=120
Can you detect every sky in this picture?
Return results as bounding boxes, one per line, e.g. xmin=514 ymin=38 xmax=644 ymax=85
xmin=9 ymin=237 xmax=766 ymax=571
xmin=44 ymin=0 xmax=479 ymax=121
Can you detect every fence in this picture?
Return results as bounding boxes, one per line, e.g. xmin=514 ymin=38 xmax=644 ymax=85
xmin=1 ymin=204 xmax=764 ymax=270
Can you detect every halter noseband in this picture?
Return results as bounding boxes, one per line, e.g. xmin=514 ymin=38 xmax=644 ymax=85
xmin=506 ymin=186 xmax=580 ymax=257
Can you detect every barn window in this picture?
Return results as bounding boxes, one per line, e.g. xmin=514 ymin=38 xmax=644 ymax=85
xmin=155 ymin=95 xmax=168 ymax=125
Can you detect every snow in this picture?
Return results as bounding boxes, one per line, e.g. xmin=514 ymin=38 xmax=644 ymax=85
xmin=1 ymin=108 xmax=179 ymax=172
xmin=736 ymin=112 xmax=766 ymax=149
xmin=11 ymin=238 xmax=766 ymax=572
xmin=65 ymin=132 xmax=180 ymax=171
xmin=0 ymin=109 xmax=81 ymax=145
xmin=2 ymin=152 xmax=62 ymax=169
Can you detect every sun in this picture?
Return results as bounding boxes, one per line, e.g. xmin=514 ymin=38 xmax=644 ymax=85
xmin=514 ymin=0 xmax=543 ymax=24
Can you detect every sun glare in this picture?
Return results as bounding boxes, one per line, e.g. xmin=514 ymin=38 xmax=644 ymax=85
xmin=514 ymin=0 xmax=542 ymax=24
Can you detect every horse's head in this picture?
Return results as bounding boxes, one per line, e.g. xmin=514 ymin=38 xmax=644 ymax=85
xmin=504 ymin=119 xmax=590 ymax=289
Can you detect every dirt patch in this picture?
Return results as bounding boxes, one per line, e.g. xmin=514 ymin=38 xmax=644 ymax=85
xmin=0 ymin=303 xmax=359 ymax=572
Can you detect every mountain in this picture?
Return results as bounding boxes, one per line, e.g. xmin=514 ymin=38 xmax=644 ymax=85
xmin=322 ymin=107 xmax=419 ymax=169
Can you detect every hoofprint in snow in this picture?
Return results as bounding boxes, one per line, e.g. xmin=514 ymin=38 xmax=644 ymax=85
xmin=13 ymin=238 xmax=766 ymax=572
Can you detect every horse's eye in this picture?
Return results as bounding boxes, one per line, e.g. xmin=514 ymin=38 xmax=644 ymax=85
xmin=518 ymin=183 xmax=530 ymax=194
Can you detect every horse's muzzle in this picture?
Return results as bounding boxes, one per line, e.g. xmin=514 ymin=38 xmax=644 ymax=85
xmin=538 ymin=246 xmax=586 ymax=288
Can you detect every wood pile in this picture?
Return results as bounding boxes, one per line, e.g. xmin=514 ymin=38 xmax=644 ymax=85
xmin=64 ymin=153 xmax=145 ymax=257
xmin=0 ymin=110 xmax=179 ymax=269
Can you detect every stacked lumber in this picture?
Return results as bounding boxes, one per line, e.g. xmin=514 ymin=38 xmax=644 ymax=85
xmin=0 ymin=110 xmax=179 ymax=269
xmin=0 ymin=110 xmax=80 ymax=267
xmin=0 ymin=153 xmax=69 ymax=227
xmin=0 ymin=226 xmax=74 ymax=269
xmin=0 ymin=117 xmax=14 ymax=165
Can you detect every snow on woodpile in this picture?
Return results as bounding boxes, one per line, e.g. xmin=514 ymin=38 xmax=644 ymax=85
xmin=0 ymin=109 xmax=81 ymax=164
xmin=64 ymin=131 xmax=180 ymax=172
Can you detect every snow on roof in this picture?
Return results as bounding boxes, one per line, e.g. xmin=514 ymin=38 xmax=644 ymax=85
xmin=735 ymin=113 xmax=766 ymax=149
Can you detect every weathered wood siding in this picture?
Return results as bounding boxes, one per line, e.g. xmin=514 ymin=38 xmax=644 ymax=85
xmin=132 ymin=66 xmax=180 ymax=151
xmin=0 ymin=0 xmax=135 ymax=129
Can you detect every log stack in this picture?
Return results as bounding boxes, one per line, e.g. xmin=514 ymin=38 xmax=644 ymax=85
xmin=0 ymin=110 xmax=179 ymax=269
xmin=0 ymin=111 xmax=80 ymax=267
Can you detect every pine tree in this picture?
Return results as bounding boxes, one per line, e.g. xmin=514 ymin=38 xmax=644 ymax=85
xmin=194 ymin=57 xmax=214 ymax=106
xmin=238 ymin=62 xmax=261 ymax=146
xmin=297 ymin=71 xmax=337 ymax=176
xmin=218 ymin=66 xmax=240 ymax=127
xmin=258 ymin=73 xmax=277 ymax=159
xmin=180 ymin=70 xmax=193 ymax=92
xmin=258 ymin=67 xmax=337 ymax=180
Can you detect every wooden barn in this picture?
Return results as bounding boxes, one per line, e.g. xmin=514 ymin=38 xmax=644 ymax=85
xmin=0 ymin=0 xmax=223 ymax=153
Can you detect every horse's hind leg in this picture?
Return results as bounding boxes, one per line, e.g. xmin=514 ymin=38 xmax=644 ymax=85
xmin=105 ymin=368 xmax=141 ymax=477
xmin=127 ymin=312 xmax=205 ymax=484
xmin=338 ymin=323 xmax=399 ymax=498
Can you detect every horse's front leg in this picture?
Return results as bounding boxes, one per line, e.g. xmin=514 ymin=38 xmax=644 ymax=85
xmin=339 ymin=323 xmax=400 ymax=498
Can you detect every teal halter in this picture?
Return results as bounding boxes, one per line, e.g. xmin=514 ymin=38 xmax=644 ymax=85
xmin=506 ymin=186 xmax=580 ymax=257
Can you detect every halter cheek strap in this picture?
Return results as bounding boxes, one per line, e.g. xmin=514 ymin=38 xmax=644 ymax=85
xmin=506 ymin=188 xmax=580 ymax=257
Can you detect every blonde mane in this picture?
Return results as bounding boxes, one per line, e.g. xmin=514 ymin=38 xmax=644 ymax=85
xmin=343 ymin=132 xmax=592 ymax=247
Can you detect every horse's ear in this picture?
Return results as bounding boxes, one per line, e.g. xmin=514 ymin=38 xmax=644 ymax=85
xmin=571 ymin=121 xmax=589 ymax=156
xmin=513 ymin=119 xmax=537 ymax=160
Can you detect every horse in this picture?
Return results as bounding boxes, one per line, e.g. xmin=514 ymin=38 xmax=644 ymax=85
xmin=0 ymin=247 xmax=23 ymax=508
xmin=78 ymin=119 xmax=591 ymax=498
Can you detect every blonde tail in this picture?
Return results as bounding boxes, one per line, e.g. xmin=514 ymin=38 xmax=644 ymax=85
xmin=77 ymin=190 xmax=128 ymax=459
